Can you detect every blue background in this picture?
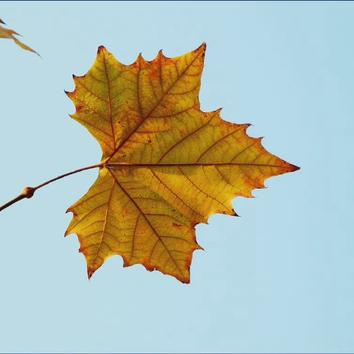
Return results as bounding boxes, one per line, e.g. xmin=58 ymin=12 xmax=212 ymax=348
xmin=1 ymin=2 xmax=353 ymax=352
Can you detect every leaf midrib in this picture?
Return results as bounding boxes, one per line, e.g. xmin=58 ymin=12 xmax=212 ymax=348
xmin=106 ymin=162 xmax=291 ymax=169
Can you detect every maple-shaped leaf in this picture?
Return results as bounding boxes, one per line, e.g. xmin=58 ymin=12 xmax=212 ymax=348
xmin=0 ymin=19 xmax=39 ymax=56
xmin=65 ymin=44 xmax=298 ymax=283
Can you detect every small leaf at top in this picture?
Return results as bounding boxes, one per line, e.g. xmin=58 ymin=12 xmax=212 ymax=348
xmin=0 ymin=19 xmax=39 ymax=56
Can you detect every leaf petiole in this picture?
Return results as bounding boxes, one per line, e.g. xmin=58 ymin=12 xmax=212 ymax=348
xmin=0 ymin=163 xmax=103 ymax=213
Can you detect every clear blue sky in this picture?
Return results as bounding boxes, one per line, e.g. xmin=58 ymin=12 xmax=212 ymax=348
xmin=1 ymin=2 xmax=353 ymax=353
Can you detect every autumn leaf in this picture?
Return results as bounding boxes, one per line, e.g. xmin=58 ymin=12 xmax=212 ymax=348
xmin=65 ymin=44 xmax=299 ymax=283
xmin=0 ymin=19 xmax=39 ymax=56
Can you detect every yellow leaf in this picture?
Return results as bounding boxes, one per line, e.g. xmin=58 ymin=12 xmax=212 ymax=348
xmin=66 ymin=44 xmax=299 ymax=283
xmin=0 ymin=19 xmax=39 ymax=56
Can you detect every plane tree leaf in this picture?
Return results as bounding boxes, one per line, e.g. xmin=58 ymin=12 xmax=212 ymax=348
xmin=0 ymin=18 xmax=39 ymax=56
xmin=66 ymin=44 xmax=299 ymax=283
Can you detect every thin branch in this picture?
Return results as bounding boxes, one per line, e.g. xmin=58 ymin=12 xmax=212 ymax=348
xmin=0 ymin=193 xmax=29 ymax=212
xmin=0 ymin=163 xmax=102 ymax=213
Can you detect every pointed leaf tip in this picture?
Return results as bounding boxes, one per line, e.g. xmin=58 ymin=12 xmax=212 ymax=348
xmin=181 ymin=276 xmax=190 ymax=284
xmin=87 ymin=268 xmax=95 ymax=279
xmin=232 ymin=209 xmax=239 ymax=217
xmin=289 ymin=164 xmax=300 ymax=172
xmin=97 ymin=45 xmax=107 ymax=54
xmin=137 ymin=52 xmax=145 ymax=63
xmin=196 ymin=42 xmax=207 ymax=53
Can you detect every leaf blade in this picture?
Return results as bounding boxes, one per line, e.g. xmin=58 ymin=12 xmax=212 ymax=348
xmin=67 ymin=44 xmax=299 ymax=283
xmin=0 ymin=21 xmax=39 ymax=56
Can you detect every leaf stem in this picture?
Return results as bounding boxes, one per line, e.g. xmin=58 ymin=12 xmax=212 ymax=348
xmin=0 ymin=163 xmax=102 ymax=213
